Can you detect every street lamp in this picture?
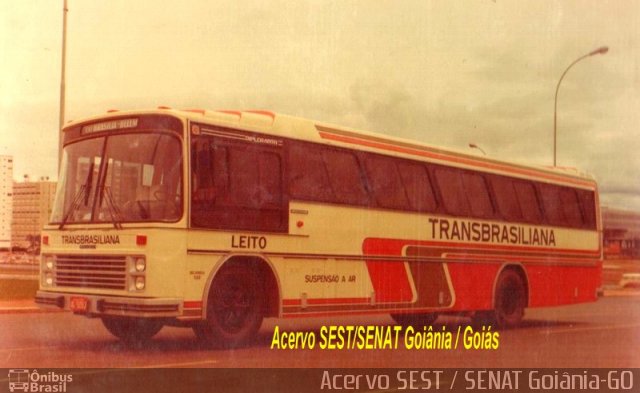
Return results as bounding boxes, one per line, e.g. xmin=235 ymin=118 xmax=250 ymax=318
xmin=553 ymin=46 xmax=608 ymax=167
xmin=468 ymin=143 xmax=486 ymax=156
xmin=58 ymin=0 xmax=69 ymax=169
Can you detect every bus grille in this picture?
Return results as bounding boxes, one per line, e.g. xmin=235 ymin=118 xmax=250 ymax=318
xmin=54 ymin=255 xmax=127 ymax=290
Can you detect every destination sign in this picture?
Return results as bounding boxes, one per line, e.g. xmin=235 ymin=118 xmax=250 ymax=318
xmin=81 ymin=118 xmax=139 ymax=134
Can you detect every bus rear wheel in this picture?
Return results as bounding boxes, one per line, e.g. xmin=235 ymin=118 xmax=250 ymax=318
xmin=193 ymin=265 xmax=264 ymax=348
xmin=101 ymin=317 xmax=163 ymax=345
xmin=475 ymin=269 xmax=526 ymax=328
xmin=391 ymin=313 xmax=439 ymax=327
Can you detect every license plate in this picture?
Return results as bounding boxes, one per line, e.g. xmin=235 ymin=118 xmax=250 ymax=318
xmin=70 ymin=296 xmax=89 ymax=313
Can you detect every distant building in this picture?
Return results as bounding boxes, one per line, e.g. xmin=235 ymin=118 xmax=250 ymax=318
xmin=0 ymin=156 xmax=13 ymax=250
xmin=11 ymin=180 xmax=57 ymax=252
xmin=602 ymin=207 xmax=640 ymax=258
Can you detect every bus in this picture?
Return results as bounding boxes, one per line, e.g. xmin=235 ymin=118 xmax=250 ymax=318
xmin=8 ymin=369 xmax=29 ymax=392
xmin=36 ymin=108 xmax=602 ymax=347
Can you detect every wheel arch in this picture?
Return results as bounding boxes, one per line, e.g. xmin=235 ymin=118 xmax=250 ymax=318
xmin=491 ymin=263 xmax=530 ymax=308
xmin=201 ymin=254 xmax=282 ymax=319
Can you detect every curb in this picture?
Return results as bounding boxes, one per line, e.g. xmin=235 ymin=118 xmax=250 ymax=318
xmin=603 ymin=289 xmax=640 ymax=297
xmin=0 ymin=306 xmax=64 ymax=314
xmin=0 ymin=306 xmax=44 ymax=314
xmin=0 ymin=300 xmax=63 ymax=315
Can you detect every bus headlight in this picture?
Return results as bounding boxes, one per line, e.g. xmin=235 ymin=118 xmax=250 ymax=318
xmin=44 ymin=272 xmax=54 ymax=286
xmin=43 ymin=255 xmax=55 ymax=270
xmin=134 ymin=257 xmax=146 ymax=272
xmin=134 ymin=276 xmax=145 ymax=291
xmin=127 ymin=255 xmax=146 ymax=291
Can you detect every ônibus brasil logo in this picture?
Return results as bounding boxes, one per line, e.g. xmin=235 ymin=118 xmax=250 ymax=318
xmin=7 ymin=369 xmax=73 ymax=392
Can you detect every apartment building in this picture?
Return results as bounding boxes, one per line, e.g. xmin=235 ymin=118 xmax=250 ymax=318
xmin=0 ymin=156 xmax=12 ymax=250
xmin=11 ymin=180 xmax=57 ymax=251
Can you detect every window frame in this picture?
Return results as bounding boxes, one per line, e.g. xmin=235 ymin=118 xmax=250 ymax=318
xmin=190 ymin=131 xmax=288 ymax=232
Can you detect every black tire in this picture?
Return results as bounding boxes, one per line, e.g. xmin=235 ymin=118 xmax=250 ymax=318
xmin=193 ymin=265 xmax=264 ymax=348
xmin=391 ymin=313 xmax=439 ymax=327
xmin=101 ymin=317 xmax=163 ymax=345
xmin=474 ymin=269 xmax=526 ymax=328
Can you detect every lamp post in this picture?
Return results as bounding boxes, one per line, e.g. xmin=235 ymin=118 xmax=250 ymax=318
xmin=468 ymin=143 xmax=486 ymax=156
xmin=58 ymin=0 xmax=68 ymax=169
xmin=553 ymin=46 xmax=608 ymax=167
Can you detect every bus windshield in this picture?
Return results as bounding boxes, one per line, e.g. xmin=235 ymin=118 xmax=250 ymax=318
xmin=51 ymin=132 xmax=183 ymax=224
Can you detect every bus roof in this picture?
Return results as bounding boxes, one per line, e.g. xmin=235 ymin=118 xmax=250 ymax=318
xmin=64 ymin=107 xmax=597 ymax=188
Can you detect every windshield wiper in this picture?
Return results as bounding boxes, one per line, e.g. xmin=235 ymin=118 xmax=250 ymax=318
xmin=101 ymin=186 xmax=123 ymax=230
xmin=58 ymin=161 xmax=94 ymax=229
xmin=58 ymin=185 xmax=87 ymax=229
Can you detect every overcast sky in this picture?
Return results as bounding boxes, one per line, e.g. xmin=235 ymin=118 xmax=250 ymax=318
xmin=1 ymin=1 xmax=639 ymax=211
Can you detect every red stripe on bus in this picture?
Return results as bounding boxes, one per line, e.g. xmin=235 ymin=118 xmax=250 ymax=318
xmin=283 ymin=297 xmax=370 ymax=306
xmin=245 ymin=110 xmax=276 ymax=119
xmin=363 ymin=237 xmax=601 ymax=257
xmin=282 ymin=308 xmax=433 ymax=319
xmin=318 ymin=131 xmax=594 ymax=188
xmin=183 ymin=109 xmax=206 ymax=115
xmin=443 ymin=253 xmax=598 ymax=264
xmin=364 ymin=260 xmax=414 ymax=303
xmin=216 ymin=110 xmax=242 ymax=117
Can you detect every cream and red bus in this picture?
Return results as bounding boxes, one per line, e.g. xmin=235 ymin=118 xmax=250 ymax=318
xmin=36 ymin=108 xmax=602 ymax=346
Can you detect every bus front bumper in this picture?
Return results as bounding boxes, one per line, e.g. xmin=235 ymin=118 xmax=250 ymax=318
xmin=35 ymin=290 xmax=182 ymax=318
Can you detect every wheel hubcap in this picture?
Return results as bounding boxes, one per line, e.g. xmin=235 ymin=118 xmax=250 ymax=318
xmin=214 ymin=279 xmax=253 ymax=333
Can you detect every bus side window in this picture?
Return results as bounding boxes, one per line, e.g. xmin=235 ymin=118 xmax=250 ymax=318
xmin=577 ymin=190 xmax=596 ymax=228
xmin=191 ymin=136 xmax=286 ymax=232
xmin=220 ymin=146 xmax=283 ymax=210
xmin=322 ymin=149 xmax=369 ymax=206
xmin=364 ymin=155 xmax=408 ymax=210
xmin=258 ymin=152 xmax=282 ymax=207
xmin=227 ymin=147 xmax=261 ymax=208
xmin=192 ymin=140 xmax=209 ymax=200
xmin=490 ymin=176 xmax=522 ymax=221
xmin=514 ymin=181 xmax=542 ymax=223
xmin=193 ymin=140 xmax=216 ymax=202
xmin=288 ymin=142 xmax=334 ymax=202
xmin=461 ymin=172 xmax=494 ymax=219
xmin=434 ymin=167 xmax=469 ymax=216
xmin=397 ymin=161 xmax=437 ymax=213
xmin=211 ymin=145 xmax=229 ymax=202
xmin=539 ymin=184 xmax=564 ymax=226
xmin=559 ymin=188 xmax=583 ymax=227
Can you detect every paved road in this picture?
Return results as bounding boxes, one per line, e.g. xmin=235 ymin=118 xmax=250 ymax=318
xmin=0 ymin=295 xmax=638 ymax=369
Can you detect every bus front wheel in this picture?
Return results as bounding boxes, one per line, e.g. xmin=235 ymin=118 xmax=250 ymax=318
xmin=101 ymin=317 xmax=163 ymax=344
xmin=193 ymin=265 xmax=264 ymax=348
